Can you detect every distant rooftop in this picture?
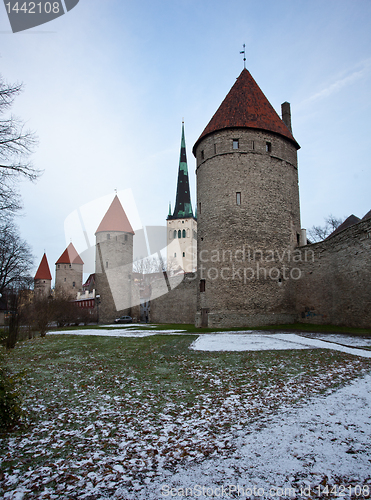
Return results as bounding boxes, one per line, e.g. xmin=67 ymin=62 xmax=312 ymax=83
xmin=327 ymin=215 xmax=361 ymax=238
xmin=35 ymin=253 xmax=52 ymax=280
xmin=95 ymin=195 xmax=134 ymax=234
xmin=56 ymin=242 xmax=84 ymax=265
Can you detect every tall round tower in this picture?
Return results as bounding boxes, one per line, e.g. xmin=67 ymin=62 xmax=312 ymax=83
xmin=193 ymin=69 xmax=301 ymax=327
xmin=95 ymin=195 xmax=134 ymax=323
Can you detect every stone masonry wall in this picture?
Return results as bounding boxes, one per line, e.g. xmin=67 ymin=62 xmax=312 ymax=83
xmin=195 ymin=128 xmax=301 ymax=327
xmin=95 ymin=231 xmax=133 ymax=323
xmin=296 ymin=218 xmax=371 ymax=328
xmin=150 ymin=273 xmax=197 ymax=324
xmin=55 ymin=263 xmax=83 ymax=297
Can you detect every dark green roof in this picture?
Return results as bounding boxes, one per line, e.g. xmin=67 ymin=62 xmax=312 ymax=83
xmin=168 ymin=122 xmax=195 ymax=220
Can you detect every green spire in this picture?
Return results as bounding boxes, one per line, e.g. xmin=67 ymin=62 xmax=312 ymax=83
xmin=168 ymin=121 xmax=194 ymax=220
xmin=179 ymin=121 xmax=188 ymax=174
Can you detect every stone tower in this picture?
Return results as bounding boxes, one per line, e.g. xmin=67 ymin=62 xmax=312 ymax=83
xmin=167 ymin=121 xmax=197 ymax=273
xmin=55 ymin=243 xmax=83 ymax=297
xmin=193 ymin=68 xmax=301 ymax=327
xmin=95 ymin=195 xmax=134 ymax=322
xmin=34 ymin=253 xmax=52 ymax=298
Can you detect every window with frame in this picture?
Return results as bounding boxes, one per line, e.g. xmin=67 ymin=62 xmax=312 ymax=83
xmin=233 ymin=139 xmax=239 ymax=150
xmin=266 ymin=142 xmax=272 ymax=153
xmin=236 ymin=192 xmax=241 ymax=205
xmin=178 ymin=230 xmax=181 ymax=238
xmin=182 ymin=229 xmax=186 ymax=238
xmin=200 ymin=279 xmax=206 ymax=293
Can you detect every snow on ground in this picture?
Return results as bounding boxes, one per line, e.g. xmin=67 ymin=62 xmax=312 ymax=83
xmin=102 ymin=324 xmax=158 ymax=329
xmin=47 ymin=328 xmax=186 ymax=337
xmin=191 ymin=333 xmax=371 ymax=358
xmin=145 ymin=373 xmax=371 ymax=500
xmin=3 ymin=328 xmax=371 ymax=499
xmin=300 ymin=333 xmax=371 ymax=349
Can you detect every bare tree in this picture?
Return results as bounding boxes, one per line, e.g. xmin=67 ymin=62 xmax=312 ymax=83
xmin=133 ymin=255 xmax=165 ymax=276
xmin=0 ymin=75 xmax=39 ymax=215
xmin=307 ymin=214 xmax=344 ymax=243
xmin=0 ymin=220 xmax=34 ymax=295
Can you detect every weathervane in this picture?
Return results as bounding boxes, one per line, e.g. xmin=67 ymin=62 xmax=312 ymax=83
xmin=240 ymin=44 xmax=246 ymax=69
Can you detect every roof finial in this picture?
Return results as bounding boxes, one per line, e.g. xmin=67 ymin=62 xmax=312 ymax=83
xmin=240 ymin=44 xmax=246 ymax=69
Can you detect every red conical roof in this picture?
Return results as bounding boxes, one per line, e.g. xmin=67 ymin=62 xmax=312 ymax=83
xmin=95 ymin=195 xmax=134 ymax=234
xmin=193 ymin=68 xmax=300 ymax=154
xmin=56 ymin=242 xmax=84 ymax=265
xmin=35 ymin=253 xmax=52 ymax=280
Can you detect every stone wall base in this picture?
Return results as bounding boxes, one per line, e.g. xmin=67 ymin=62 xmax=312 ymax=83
xmin=195 ymin=311 xmax=297 ymax=328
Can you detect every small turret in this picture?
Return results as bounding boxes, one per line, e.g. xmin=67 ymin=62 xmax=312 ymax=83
xmin=34 ymin=253 xmax=52 ymax=298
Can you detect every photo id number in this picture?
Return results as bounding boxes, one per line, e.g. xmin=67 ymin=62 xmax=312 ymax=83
xmin=5 ymin=2 xmax=61 ymax=14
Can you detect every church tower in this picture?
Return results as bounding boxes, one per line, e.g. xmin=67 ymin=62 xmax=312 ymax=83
xmin=193 ymin=69 xmax=301 ymax=327
xmin=34 ymin=253 xmax=52 ymax=298
xmin=55 ymin=243 xmax=83 ymax=297
xmin=95 ymin=195 xmax=134 ymax=322
xmin=167 ymin=121 xmax=197 ymax=273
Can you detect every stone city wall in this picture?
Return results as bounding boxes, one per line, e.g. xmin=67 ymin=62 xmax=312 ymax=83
xmin=150 ymin=273 xmax=197 ymax=324
xmin=296 ymin=218 xmax=371 ymax=328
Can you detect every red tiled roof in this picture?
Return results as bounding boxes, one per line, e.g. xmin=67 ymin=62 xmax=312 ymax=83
xmin=95 ymin=195 xmax=134 ymax=234
xmin=35 ymin=253 xmax=52 ymax=281
xmin=56 ymin=243 xmax=84 ymax=265
xmin=193 ymin=68 xmax=300 ymax=154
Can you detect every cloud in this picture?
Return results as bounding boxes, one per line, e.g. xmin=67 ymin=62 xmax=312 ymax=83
xmin=303 ymin=59 xmax=371 ymax=105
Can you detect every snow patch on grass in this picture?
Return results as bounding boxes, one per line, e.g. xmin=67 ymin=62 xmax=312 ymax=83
xmin=191 ymin=333 xmax=371 ymax=358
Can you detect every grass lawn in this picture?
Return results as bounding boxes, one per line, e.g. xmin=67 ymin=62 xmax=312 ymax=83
xmin=1 ymin=333 xmax=371 ymax=498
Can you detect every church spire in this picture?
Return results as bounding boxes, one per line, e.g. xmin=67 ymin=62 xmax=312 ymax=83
xmin=168 ymin=121 xmax=194 ymax=220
